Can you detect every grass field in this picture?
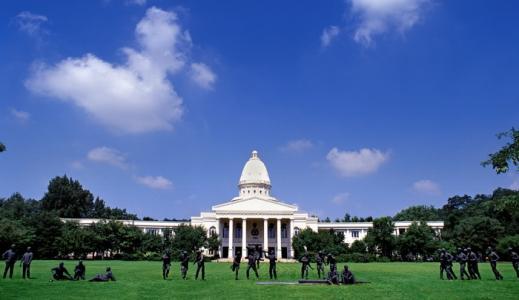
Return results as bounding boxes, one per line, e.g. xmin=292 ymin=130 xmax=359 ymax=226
xmin=0 ymin=260 xmax=518 ymax=299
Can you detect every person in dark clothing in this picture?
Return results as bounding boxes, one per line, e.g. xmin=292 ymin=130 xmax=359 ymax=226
xmin=341 ymin=265 xmax=355 ymax=285
xmin=89 ymin=267 xmax=116 ymax=282
xmin=467 ymin=248 xmax=481 ymax=279
xmin=162 ymin=252 xmax=171 ymax=280
xmin=509 ymin=247 xmax=519 ymax=278
xmin=180 ymin=250 xmax=189 ymax=279
xmin=299 ymin=252 xmax=312 ymax=279
xmin=254 ymin=246 xmax=262 ymax=269
xmin=20 ymin=247 xmax=33 ymax=279
xmin=316 ymin=251 xmax=325 ymax=279
xmin=194 ymin=250 xmax=205 ymax=280
xmin=263 ymin=250 xmax=277 ymax=280
xmin=246 ymin=249 xmax=259 ymax=279
xmin=51 ymin=262 xmax=73 ymax=281
xmin=326 ymin=253 xmax=337 ymax=273
xmin=326 ymin=267 xmax=339 ymax=285
xmin=231 ymin=252 xmax=241 ymax=280
xmin=457 ymin=248 xmax=470 ymax=280
xmin=3 ymin=244 xmax=16 ymax=279
xmin=439 ymin=249 xmax=447 ymax=280
xmin=445 ymin=250 xmax=457 ymax=280
xmin=487 ymin=247 xmax=503 ymax=280
xmin=73 ymin=260 xmax=86 ymax=280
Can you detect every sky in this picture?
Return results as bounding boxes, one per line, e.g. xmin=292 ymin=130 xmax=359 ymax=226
xmin=1 ymin=0 xmax=518 ymax=220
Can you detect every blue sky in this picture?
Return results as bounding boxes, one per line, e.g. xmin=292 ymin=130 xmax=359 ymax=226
xmin=1 ymin=0 xmax=518 ymax=220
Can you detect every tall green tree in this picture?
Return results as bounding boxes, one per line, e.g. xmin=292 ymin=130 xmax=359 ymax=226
xmin=365 ymin=217 xmax=395 ymax=258
xmin=171 ymin=225 xmax=207 ymax=255
xmin=396 ymin=221 xmax=439 ymax=259
xmin=41 ymin=175 xmax=94 ymax=218
xmin=483 ymin=128 xmax=519 ymax=173
xmin=450 ymin=216 xmax=504 ymax=252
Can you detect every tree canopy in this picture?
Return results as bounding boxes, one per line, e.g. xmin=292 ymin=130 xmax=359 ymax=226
xmin=393 ymin=205 xmax=443 ymax=221
xmin=483 ymin=128 xmax=519 ymax=173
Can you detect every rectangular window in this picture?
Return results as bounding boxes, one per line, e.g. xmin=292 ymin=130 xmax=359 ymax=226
xmin=235 ymin=227 xmax=242 ymax=238
xmin=281 ymin=224 xmax=288 ymax=238
xmin=268 ymin=224 xmax=275 ymax=238
xmin=351 ymin=230 xmax=359 ymax=238
xmin=399 ymin=228 xmax=406 ymax=235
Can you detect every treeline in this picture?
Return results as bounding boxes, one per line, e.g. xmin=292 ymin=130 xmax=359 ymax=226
xmin=293 ymin=188 xmax=519 ymax=262
xmin=0 ymin=176 xmax=218 ymax=259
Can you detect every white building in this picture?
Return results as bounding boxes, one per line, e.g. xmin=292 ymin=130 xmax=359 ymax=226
xmin=66 ymin=150 xmax=443 ymax=260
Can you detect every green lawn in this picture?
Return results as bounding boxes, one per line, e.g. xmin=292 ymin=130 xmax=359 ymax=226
xmin=0 ymin=260 xmax=518 ymax=299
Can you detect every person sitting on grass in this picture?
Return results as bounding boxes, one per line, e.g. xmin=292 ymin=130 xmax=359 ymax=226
xmin=89 ymin=267 xmax=116 ymax=282
xmin=51 ymin=262 xmax=73 ymax=281
xmin=74 ymin=260 xmax=86 ymax=280
xmin=326 ymin=267 xmax=339 ymax=285
xmin=341 ymin=265 xmax=355 ymax=285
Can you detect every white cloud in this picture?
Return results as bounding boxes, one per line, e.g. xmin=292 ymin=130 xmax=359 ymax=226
xmin=510 ymin=179 xmax=519 ymax=191
xmin=190 ymin=62 xmax=216 ymax=89
xmin=26 ymin=7 xmax=215 ymax=134
xmin=280 ymin=139 xmax=314 ymax=153
xmin=70 ymin=160 xmax=84 ymax=170
xmin=412 ymin=179 xmax=441 ymax=195
xmin=349 ymin=0 xmax=429 ymax=46
xmin=321 ymin=26 xmax=340 ymax=47
xmin=11 ymin=109 xmax=30 ymax=123
xmin=15 ymin=11 xmax=48 ymax=37
xmin=326 ymin=147 xmax=389 ymax=177
xmin=87 ymin=147 xmax=128 ymax=169
xmin=136 ymin=175 xmax=173 ymax=189
xmin=331 ymin=192 xmax=350 ymax=205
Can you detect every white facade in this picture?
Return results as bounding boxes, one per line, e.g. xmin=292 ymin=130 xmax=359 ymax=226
xmin=65 ymin=150 xmax=443 ymax=261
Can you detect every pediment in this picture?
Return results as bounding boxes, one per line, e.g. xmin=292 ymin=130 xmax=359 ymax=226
xmin=212 ymin=197 xmax=297 ymax=213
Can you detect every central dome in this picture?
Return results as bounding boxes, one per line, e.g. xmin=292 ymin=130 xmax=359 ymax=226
xmin=239 ymin=150 xmax=271 ymax=185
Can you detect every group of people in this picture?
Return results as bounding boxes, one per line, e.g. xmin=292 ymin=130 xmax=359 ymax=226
xmin=2 ymin=244 xmax=115 ymax=282
xmin=50 ymin=261 xmax=115 ymax=282
xmin=161 ymin=249 xmax=206 ymax=280
xmin=299 ymin=251 xmax=355 ymax=285
xmin=439 ymin=247 xmax=519 ymax=280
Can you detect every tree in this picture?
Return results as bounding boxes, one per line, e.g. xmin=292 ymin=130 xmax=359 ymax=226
xmin=0 ymin=142 xmax=5 ymax=152
xmin=206 ymin=233 xmax=220 ymax=258
xmin=350 ymin=240 xmax=367 ymax=254
xmin=483 ymin=128 xmax=519 ymax=173
xmin=41 ymin=175 xmax=94 ymax=218
xmin=450 ymin=216 xmax=504 ymax=252
xmin=365 ymin=217 xmax=395 ymax=258
xmin=291 ymin=228 xmax=348 ymax=258
xmin=396 ymin=221 xmax=439 ymax=259
xmin=393 ymin=205 xmax=443 ymax=221
xmin=171 ymin=225 xmax=207 ymax=255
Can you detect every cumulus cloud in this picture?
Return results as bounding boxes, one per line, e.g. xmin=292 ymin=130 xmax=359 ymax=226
xmin=11 ymin=109 xmax=30 ymax=123
xmin=412 ymin=179 xmax=441 ymax=195
xmin=15 ymin=11 xmax=48 ymax=37
xmin=280 ymin=139 xmax=314 ymax=153
xmin=190 ymin=62 xmax=216 ymax=89
xmin=348 ymin=0 xmax=429 ymax=46
xmin=326 ymin=147 xmax=389 ymax=177
xmin=321 ymin=25 xmax=340 ymax=47
xmin=26 ymin=7 xmax=215 ymax=134
xmin=331 ymin=192 xmax=350 ymax=205
xmin=136 ymin=175 xmax=173 ymax=189
xmin=87 ymin=147 xmax=128 ymax=169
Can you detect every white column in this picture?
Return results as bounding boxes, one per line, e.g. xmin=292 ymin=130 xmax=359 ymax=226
xmin=242 ymin=218 xmax=247 ymax=258
xmin=228 ymin=218 xmax=234 ymax=257
xmin=276 ymin=218 xmax=282 ymax=259
xmin=216 ymin=218 xmax=221 ymax=258
xmin=263 ymin=218 xmax=269 ymax=252
xmin=289 ymin=218 xmax=294 ymax=259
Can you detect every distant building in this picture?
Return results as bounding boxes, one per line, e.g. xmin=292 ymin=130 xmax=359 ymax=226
xmin=65 ymin=150 xmax=443 ymax=260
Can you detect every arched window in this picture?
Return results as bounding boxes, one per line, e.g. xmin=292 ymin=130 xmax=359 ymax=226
xmin=209 ymin=226 xmax=216 ymax=237
xmin=294 ymin=227 xmax=301 ymax=236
